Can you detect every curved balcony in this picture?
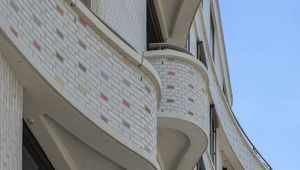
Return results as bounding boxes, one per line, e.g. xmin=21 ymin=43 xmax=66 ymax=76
xmin=145 ymin=49 xmax=209 ymax=170
xmin=0 ymin=0 xmax=161 ymax=169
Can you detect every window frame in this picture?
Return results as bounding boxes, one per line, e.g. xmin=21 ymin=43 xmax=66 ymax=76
xmin=197 ymin=41 xmax=207 ymax=68
xmin=209 ymin=5 xmax=216 ymax=61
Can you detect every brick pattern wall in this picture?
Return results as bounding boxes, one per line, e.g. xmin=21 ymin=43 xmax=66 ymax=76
xmin=0 ymin=52 xmax=23 ymax=170
xmin=92 ymin=0 xmax=147 ymax=53
xmin=150 ymin=58 xmax=210 ymax=134
xmin=0 ymin=0 xmax=157 ymax=158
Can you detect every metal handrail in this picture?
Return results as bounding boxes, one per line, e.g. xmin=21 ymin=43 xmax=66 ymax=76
xmin=149 ymin=43 xmax=193 ymax=56
xmin=230 ymin=107 xmax=272 ymax=169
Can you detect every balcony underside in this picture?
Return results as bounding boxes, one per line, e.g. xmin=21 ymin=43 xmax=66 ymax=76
xmin=157 ymin=116 xmax=207 ymax=170
xmin=151 ymin=0 xmax=201 ymax=47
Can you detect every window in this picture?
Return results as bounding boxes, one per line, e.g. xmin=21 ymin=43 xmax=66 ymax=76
xmin=197 ymin=41 xmax=207 ymax=68
xmin=23 ymin=121 xmax=54 ymax=170
xmin=209 ymin=7 xmax=215 ymax=61
xmin=196 ymin=157 xmax=206 ymax=170
xmin=187 ymin=33 xmax=191 ymax=51
xmin=200 ymin=0 xmax=203 ymax=8
xmin=210 ymin=104 xmax=218 ymax=165
xmin=147 ymin=0 xmax=163 ymax=49
xmin=223 ymin=80 xmax=228 ymax=101
xmin=80 ymin=0 xmax=91 ymax=9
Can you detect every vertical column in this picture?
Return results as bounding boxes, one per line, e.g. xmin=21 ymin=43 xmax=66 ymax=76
xmin=0 ymin=52 xmax=23 ymax=170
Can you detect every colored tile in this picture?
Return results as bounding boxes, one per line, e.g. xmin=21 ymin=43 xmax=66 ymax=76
xmin=78 ymin=85 xmax=88 ymax=95
xmin=10 ymin=27 xmax=18 ymax=38
xmin=54 ymin=75 xmax=65 ymax=86
xmin=123 ymin=99 xmax=130 ymax=108
xmin=144 ymin=106 xmax=151 ymax=114
xmin=33 ymin=15 xmax=41 ymax=27
xmin=167 ymin=85 xmax=174 ymax=89
xmin=145 ymin=85 xmax=151 ymax=93
xmin=100 ymin=71 xmax=109 ymax=80
xmin=101 ymin=115 xmax=108 ymax=123
xmin=56 ymin=4 xmax=64 ymax=16
xmin=188 ymin=84 xmax=194 ymax=89
xmin=10 ymin=0 xmax=18 ymax=13
xmin=188 ymin=97 xmax=194 ymax=103
xmin=79 ymin=17 xmax=87 ymax=27
xmin=144 ymin=145 xmax=151 ymax=154
xmin=78 ymin=39 xmax=86 ymax=50
xmin=167 ymin=99 xmax=174 ymax=103
xmin=55 ymin=52 xmax=64 ymax=63
xmin=79 ymin=63 xmax=87 ymax=72
xmin=188 ymin=111 xmax=194 ymax=116
xmin=56 ymin=28 xmax=64 ymax=40
xmin=33 ymin=40 xmax=41 ymax=52
xmin=122 ymin=78 xmax=131 ymax=87
xmin=122 ymin=120 xmax=130 ymax=129
xmin=167 ymin=71 xmax=175 ymax=76
xmin=144 ymin=125 xmax=151 ymax=134
xmin=100 ymin=93 xmax=109 ymax=102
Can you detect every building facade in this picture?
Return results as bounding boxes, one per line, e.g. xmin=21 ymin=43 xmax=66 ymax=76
xmin=0 ymin=0 xmax=271 ymax=169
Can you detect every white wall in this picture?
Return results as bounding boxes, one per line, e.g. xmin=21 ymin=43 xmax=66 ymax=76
xmin=0 ymin=51 xmax=23 ymax=170
xmin=92 ymin=0 xmax=147 ymax=53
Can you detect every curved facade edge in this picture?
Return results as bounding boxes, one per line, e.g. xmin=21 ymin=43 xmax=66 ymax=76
xmin=67 ymin=0 xmax=162 ymax=108
xmin=197 ymin=7 xmax=271 ymax=169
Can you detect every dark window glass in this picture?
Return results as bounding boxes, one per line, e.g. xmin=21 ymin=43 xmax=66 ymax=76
xmin=23 ymin=121 xmax=54 ymax=170
xmin=197 ymin=157 xmax=206 ymax=170
xmin=197 ymin=41 xmax=207 ymax=68
xmin=209 ymin=8 xmax=215 ymax=61
xmin=187 ymin=33 xmax=191 ymax=51
xmin=210 ymin=105 xmax=217 ymax=165
xmin=147 ymin=0 xmax=163 ymax=49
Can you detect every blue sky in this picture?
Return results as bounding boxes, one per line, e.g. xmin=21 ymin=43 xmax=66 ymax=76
xmin=219 ymin=0 xmax=300 ymax=169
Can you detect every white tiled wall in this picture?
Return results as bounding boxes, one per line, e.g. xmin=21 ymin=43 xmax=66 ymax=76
xmin=150 ymin=57 xmax=210 ymax=134
xmin=92 ymin=0 xmax=147 ymax=53
xmin=0 ymin=52 xmax=23 ymax=170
